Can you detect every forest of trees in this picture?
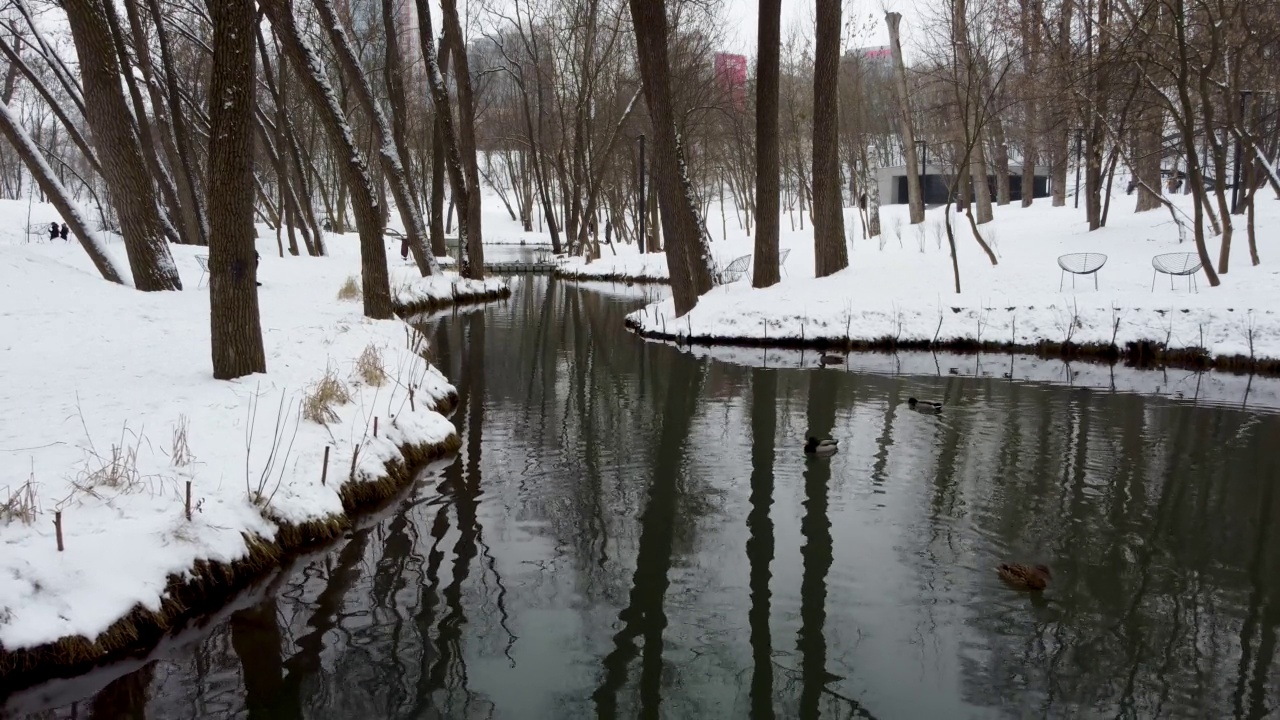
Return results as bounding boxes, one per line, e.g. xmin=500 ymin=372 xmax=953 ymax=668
xmin=0 ymin=0 xmax=1276 ymax=370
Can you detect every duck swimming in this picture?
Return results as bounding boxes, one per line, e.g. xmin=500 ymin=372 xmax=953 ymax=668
xmin=820 ymin=353 xmax=844 ymax=365
xmin=996 ymin=563 xmax=1052 ymax=591
xmin=908 ymin=397 xmax=943 ymax=413
xmin=804 ymin=437 xmax=839 ymax=455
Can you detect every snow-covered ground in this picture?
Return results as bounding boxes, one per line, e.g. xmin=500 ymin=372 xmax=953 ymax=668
xmin=623 ymin=192 xmax=1280 ymax=364
xmin=554 ymin=250 xmax=672 ymax=282
xmin=0 ymin=199 xmax=510 ymax=671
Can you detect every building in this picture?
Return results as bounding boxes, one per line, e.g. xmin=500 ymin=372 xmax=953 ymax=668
xmin=876 ymin=164 xmax=1051 ymax=205
xmin=714 ymin=52 xmax=747 ymax=110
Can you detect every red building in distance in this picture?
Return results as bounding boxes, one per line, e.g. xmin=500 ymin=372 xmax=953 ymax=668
xmin=714 ymin=52 xmax=748 ymax=111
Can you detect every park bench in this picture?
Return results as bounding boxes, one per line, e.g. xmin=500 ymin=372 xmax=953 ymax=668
xmin=1152 ymin=252 xmax=1202 ymax=292
xmin=1057 ymin=252 xmax=1107 ymax=291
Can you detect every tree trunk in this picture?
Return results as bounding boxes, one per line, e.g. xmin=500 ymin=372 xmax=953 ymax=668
xmin=752 ymin=0 xmax=781 ymax=288
xmin=144 ymin=0 xmax=208 ymax=247
xmin=123 ymin=0 xmax=203 ymax=249
xmin=261 ymin=0 xmax=392 ymax=317
xmin=812 ymin=0 xmax=848 ymax=277
xmin=63 ymin=0 xmax=180 ymax=291
xmin=208 ymin=0 xmax=265 ymax=380
xmin=1049 ymin=0 xmax=1071 ymax=207
xmin=430 ymin=110 xmax=449 ymax=256
xmin=416 ymin=0 xmax=475 ymax=275
xmin=440 ymin=0 xmax=486 ymax=279
xmin=627 ymin=0 xmax=714 ymax=316
xmin=312 ymin=0 xmax=440 ymax=276
xmin=1134 ymin=105 xmax=1164 ymax=212
xmin=1171 ymin=0 xmax=1219 ymax=287
xmin=971 ymin=141 xmax=994 ymax=224
xmin=886 ymin=12 xmax=924 ymax=223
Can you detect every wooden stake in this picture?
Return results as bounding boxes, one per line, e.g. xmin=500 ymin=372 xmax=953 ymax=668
xmin=409 ymin=385 xmax=416 ymax=412
xmin=321 ymin=445 xmax=331 ymax=486
xmin=54 ymin=511 xmax=64 ymax=552
xmin=185 ymin=481 xmax=192 ymax=521
xmin=349 ymin=443 xmax=361 ymax=478
xmin=374 ymin=417 xmax=379 ymax=437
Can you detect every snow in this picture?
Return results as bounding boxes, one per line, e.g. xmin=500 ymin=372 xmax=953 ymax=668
xmin=391 ymin=269 xmax=509 ymax=311
xmin=0 ymin=202 xmax=469 ymax=654
xmin=555 ymin=249 xmax=672 ymax=282
xmin=624 ymin=190 xmax=1280 ymax=364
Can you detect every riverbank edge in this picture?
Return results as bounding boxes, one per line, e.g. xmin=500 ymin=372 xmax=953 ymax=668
xmin=552 ymin=267 xmax=669 ymax=284
xmin=392 ymin=283 xmax=513 ymax=316
xmin=0 ymin=387 xmax=463 ymax=692
xmin=623 ymin=318 xmax=1280 ymax=376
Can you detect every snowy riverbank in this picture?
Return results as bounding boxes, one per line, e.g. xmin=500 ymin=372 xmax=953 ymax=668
xmin=625 ymin=195 xmax=1280 ymax=372
xmin=0 ymin=203 xmax=503 ymax=683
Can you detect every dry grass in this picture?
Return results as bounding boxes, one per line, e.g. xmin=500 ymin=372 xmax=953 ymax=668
xmin=1 ymin=471 xmax=39 ymax=525
xmin=171 ymin=415 xmax=194 ymax=470
xmin=302 ymin=366 xmax=351 ymax=424
xmin=71 ymin=427 xmax=145 ymax=497
xmin=354 ymin=343 xmax=387 ymax=387
xmin=336 ymin=275 xmax=361 ymax=301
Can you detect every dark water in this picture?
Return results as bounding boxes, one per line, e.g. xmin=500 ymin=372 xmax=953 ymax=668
xmin=7 ymin=277 xmax=1280 ymax=719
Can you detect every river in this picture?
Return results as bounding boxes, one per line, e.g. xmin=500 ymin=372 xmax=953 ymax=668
xmin=6 ymin=276 xmax=1280 ymax=719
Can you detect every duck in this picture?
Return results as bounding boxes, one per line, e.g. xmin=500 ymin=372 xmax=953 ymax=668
xmin=996 ymin=563 xmax=1052 ymax=591
xmin=908 ymin=397 xmax=944 ymax=413
xmin=804 ymin=437 xmax=839 ymax=455
xmin=820 ymin=353 xmax=844 ymax=365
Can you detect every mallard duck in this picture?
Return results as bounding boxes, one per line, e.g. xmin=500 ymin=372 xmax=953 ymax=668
xmin=820 ymin=353 xmax=844 ymax=365
xmin=908 ymin=397 xmax=943 ymax=413
xmin=804 ymin=437 xmax=839 ymax=455
xmin=996 ymin=563 xmax=1052 ymax=591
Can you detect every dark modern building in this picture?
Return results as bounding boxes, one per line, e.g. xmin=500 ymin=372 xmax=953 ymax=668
xmin=876 ymin=164 xmax=1051 ymax=205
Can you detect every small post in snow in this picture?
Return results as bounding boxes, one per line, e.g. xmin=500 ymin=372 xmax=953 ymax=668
xmin=54 ymin=511 xmax=64 ymax=552
xmin=321 ymin=445 xmax=331 ymax=486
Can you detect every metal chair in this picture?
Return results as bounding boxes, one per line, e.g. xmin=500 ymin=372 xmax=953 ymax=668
xmin=1057 ymin=252 xmax=1107 ymax=291
xmin=1151 ymin=252 xmax=1202 ymax=292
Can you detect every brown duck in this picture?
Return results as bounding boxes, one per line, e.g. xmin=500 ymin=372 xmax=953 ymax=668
xmin=996 ymin=563 xmax=1052 ymax=591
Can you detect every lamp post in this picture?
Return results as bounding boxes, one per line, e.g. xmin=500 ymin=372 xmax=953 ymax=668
xmin=1232 ymin=91 xmax=1252 ymax=214
xmin=915 ymin=139 xmax=928 ymax=205
xmin=637 ymin=134 xmax=646 ymax=254
xmin=1073 ymin=127 xmax=1084 ymax=209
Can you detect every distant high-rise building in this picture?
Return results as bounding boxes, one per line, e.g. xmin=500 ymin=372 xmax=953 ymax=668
xmin=714 ymin=52 xmax=748 ymax=110
xmin=850 ymin=45 xmax=893 ymax=73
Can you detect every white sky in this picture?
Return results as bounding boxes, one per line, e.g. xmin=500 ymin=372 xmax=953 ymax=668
xmin=718 ymin=0 xmax=930 ymax=58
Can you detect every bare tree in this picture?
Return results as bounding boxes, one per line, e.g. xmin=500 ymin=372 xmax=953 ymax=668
xmin=207 ymin=0 xmax=265 ymax=379
xmin=886 ymin=12 xmax=925 ymax=224
xmin=260 ymin=0 xmax=393 ymax=317
xmin=627 ymin=0 xmax=714 ymax=316
xmin=752 ymin=0 xmax=781 ymax=288
xmin=62 ymin=0 xmax=181 ymax=291
xmin=309 ymin=0 xmax=442 ymax=277
xmin=441 ymin=0 xmax=486 ymax=278
xmin=812 ymin=0 xmax=847 ymax=277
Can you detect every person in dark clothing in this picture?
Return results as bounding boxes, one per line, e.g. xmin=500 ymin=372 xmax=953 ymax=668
xmin=49 ymin=222 xmax=59 ymax=241
xmin=400 ymin=237 xmax=410 ymax=261
xmin=60 ymin=223 xmax=69 ymax=240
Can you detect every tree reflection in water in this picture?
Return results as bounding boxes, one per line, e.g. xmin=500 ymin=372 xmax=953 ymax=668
xmin=8 ymin=277 xmax=1280 ymax=720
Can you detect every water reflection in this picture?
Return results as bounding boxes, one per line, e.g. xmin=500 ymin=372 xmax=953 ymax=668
xmin=6 ymin=276 xmax=1280 ymax=720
